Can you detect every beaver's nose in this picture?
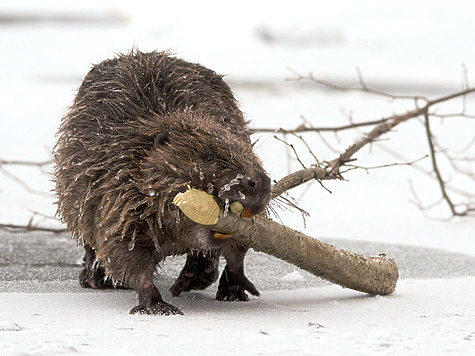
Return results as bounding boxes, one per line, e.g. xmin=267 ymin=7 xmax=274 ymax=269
xmin=247 ymin=171 xmax=271 ymax=191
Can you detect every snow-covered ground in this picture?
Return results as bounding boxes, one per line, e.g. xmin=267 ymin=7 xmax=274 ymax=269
xmin=0 ymin=1 xmax=474 ymax=354
xmin=1 ymin=278 xmax=474 ymax=355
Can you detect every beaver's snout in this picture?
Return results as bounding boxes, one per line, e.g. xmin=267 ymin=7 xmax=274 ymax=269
xmin=246 ymin=171 xmax=271 ymax=191
xmin=218 ymin=170 xmax=271 ymax=218
xmin=244 ymin=171 xmax=271 ymax=215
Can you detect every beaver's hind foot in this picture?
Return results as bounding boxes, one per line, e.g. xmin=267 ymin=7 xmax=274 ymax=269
xmin=131 ymin=280 xmax=183 ymax=315
xmin=170 ymin=252 xmax=219 ymax=297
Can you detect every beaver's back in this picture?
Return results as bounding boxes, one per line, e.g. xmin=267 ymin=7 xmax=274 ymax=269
xmin=54 ymin=50 xmax=249 ymax=245
xmin=65 ymin=50 xmax=246 ymax=143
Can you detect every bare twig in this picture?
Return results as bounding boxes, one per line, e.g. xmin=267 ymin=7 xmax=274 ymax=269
xmin=271 ymin=87 xmax=475 ymax=203
xmin=0 ymin=223 xmax=65 ymax=234
xmin=291 ymin=133 xmax=320 ymax=165
xmin=0 ymin=159 xmax=53 ymax=167
xmin=376 ymin=143 xmax=475 ymax=198
xmin=0 ymin=158 xmax=59 ymax=231
xmin=287 ymin=68 xmax=429 ymax=102
xmin=0 ymin=166 xmax=52 ymax=197
xmin=273 ymin=135 xmax=307 ymax=169
xmin=341 ymin=155 xmax=429 ymax=174
xmin=250 ymin=118 xmax=394 ymax=134
xmin=316 ymin=131 xmax=341 ymax=154
xmin=423 ymin=110 xmax=469 ymax=216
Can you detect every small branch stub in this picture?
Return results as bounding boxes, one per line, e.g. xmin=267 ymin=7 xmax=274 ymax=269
xmin=230 ymin=201 xmax=244 ymax=215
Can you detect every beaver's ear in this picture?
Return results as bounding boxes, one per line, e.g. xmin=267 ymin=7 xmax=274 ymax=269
xmin=153 ymin=131 xmax=170 ymax=148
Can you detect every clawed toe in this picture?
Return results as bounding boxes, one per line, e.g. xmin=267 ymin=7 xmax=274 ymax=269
xmin=216 ymin=266 xmax=259 ymax=301
xmin=79 ymin=264 xmax=105 ymax=289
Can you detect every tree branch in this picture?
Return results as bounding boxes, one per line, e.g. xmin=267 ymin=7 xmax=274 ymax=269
xmin=0 ymin=223 xmax=65 ymax=234
xmin=270 ymin=88 xmax=475 ymax=202
xmin=423 ymin=110 xmax=470 ymax=216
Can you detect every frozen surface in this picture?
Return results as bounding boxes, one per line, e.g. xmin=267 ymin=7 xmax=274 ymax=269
xmin=1 ymin=1 xmax=475 ymax=354
xmin=0 ymin=278 xmax=474 ymax=355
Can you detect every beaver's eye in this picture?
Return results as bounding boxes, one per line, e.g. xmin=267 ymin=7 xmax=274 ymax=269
xmin=153 ymin=131 xmax=170 ymax=148
xmin=204 ymin=155 xmax=214 ymax=164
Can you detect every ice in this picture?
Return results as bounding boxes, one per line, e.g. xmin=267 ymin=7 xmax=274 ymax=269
xmin=0 ymin=278 xmax=474 ymax=354
xmin=206 ymin=182 xmax=214 ymax=194
xmin=218 ymin=174 xmax=245 ymax=197
xmin=281 ymin=270 xmax=305 ymax=282
xmin=0 ymin=321 xmax=21 ymax=331
xmin=223 ymin=198 xmax=230 ymax=217
xmin=1 ymin=1 xmax=475 ymax=354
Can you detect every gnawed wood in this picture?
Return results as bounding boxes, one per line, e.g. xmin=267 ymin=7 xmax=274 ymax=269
xmin=211 ymin=213 xmax=398 ymax=295
xmin=173 ymin=189 xmax=399 ymax=295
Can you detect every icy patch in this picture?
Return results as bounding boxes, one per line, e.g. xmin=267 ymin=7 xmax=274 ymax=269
xmin=281 ymin=270 xmax=304 ymax=282
xmin=0 ymin=321 xmax=21 ymax=331
xmin=223 ymin=198 xmax=230 ymax=217
xmin=218 ymin=174 xmax=244 ymax=197
xmin=206 ymin=183 xmax=214 ymax=194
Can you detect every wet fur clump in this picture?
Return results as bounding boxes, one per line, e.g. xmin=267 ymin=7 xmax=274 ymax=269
xmin=54 ymin=50 xmax=271 ymax=315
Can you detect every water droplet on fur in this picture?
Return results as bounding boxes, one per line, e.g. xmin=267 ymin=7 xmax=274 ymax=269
xmin=206 ymin=183 xmax=214 ymax=194
xmin=218 ymin=174 xmax=244 ymax=197
xmin=154 ymin=240 xmax=161 ymax=253
xmin=239 ymin=191 xmax=246 ymax=200
xmin=224 ymin=198 xmax=230 ymax=217
xmin=148 ymin=190 xmax=155 ymax=196
xmin=128 ymin=240 xmax=135 ymax=251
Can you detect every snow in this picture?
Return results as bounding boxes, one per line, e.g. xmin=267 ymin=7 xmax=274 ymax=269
xmin=1 ymin=279 xmax=474 ymax=355
xmin=1 ymin=1 xmax=474 ymax=355
xmin=281 ymin=270 xmax=305 ymax=282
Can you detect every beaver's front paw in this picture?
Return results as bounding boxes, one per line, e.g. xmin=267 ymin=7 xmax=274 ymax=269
xmin=216 ymin=266 xmax=259 ymax=301
xmin=79 ymin=245 xmax=110 ymax=289
xmin=79 ymin=245 xmax=125 ymax=289
xmin=170 ymin=252 xmax=219 ymax=297
xmin=79 ymin=263 xmax=106 ymax=289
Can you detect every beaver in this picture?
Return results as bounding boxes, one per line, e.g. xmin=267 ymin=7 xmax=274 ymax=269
xmin=53 ymin=50 xmax=271 ymax=315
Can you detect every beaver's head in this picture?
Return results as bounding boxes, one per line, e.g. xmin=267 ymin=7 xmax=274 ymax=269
xmin=142 ymin=111 xmax=271 ymax=218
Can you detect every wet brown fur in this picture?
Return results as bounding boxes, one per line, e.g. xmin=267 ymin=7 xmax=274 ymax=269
xmin=54 ymin=50 xmax=270 ymax=314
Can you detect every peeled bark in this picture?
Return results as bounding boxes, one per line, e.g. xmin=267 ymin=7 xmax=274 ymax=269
xmin=211 ymin=214 xmax=398 ymax=295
